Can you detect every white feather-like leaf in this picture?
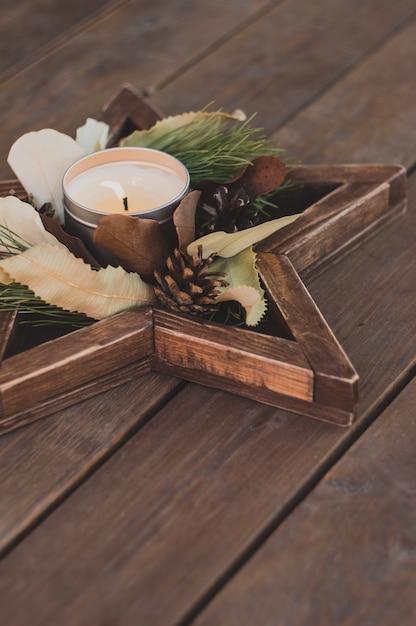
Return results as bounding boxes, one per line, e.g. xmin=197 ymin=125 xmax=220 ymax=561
xmin=7 ymin=129 xmax=85 ymax=223
xmin=0 ymin=243 xmax=156 ymax=319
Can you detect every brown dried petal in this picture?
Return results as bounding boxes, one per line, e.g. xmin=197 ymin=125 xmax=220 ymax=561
xmin=94 ymin=214 xmax=171 ymax=283
xmin=195 ymin=156 xmax=286 ymax=206
xmin=40 ymin=214 xmax=100 ymax=268
xmin=235 ymin=156 xmax=286 ymax=199
xmin=172 ymin=189 xmax=201 ymax=255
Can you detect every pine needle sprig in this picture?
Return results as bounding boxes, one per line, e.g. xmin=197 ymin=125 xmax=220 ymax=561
xmin=132 ymin=114 xmax=284 ymax=183
xmin=0 ymin=282 xmax=96 ymax=327
xmin=0 ymin=224 xmax=31 ymax=257
xmin=0 ymin=223 xmax=95 ymax=326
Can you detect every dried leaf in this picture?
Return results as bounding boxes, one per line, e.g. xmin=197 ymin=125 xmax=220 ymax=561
xmin=196 ymin=156 xmax=286 ymax=201
xmin=173 ymin=190 xmax=200 ymax=254
xmin=0 ymin=243 xmax=156 ymax=319
xmin=7 ymin=129 xmax=85 ymax=223
xmin=211 ymin=248 xmax=266 ymax=326
xmin=121 ymin=110 xmax=246 ymax=148
xmin=0 ymin=196 xmax=61 ymax=251
xmin=232 ymin=156 xmax=286 ymax=198
xmin=188 ymin=213 xmax=300 ymax=259
xmin=40 ymin=213 xmax=100 ymax=267
xmin=94 ymin=214 xmax=171 ymax=282
xmin=76 ymin=118 xmax=110 ymax=153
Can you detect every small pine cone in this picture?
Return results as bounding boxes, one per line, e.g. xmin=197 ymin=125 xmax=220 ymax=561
xmin=154 ymin=245 xmax=228 ymax=316
xmin=196 ymin=185 xmax=259 ymax=236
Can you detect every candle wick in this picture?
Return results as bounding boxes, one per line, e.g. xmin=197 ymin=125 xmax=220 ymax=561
xmin=123 ymin=196 xmax=129 ymax=211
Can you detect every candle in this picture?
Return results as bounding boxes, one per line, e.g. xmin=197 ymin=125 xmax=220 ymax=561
xmin=62 ymin=147 xmax=190 ymax=264
xmin=65 ymin=160 xmax=188 ymax=215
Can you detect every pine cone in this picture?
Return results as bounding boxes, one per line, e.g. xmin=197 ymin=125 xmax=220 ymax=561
xmin=196 ymin=185 xmax=259 ymax=236
xmin=154 ymin=245 xmax=228 ymax=315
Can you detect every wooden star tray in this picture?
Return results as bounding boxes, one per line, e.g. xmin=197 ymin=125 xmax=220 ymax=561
xmin=0 ymin=84 xmax=407 ymax=434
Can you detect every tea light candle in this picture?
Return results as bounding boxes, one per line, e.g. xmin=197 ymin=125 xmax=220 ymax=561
xmin=62 ymin=147 xmax=190 ymax=264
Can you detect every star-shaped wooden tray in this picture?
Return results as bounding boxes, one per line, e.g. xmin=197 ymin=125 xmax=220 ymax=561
xmin=0 ymin=84 xmax=407 ymax=434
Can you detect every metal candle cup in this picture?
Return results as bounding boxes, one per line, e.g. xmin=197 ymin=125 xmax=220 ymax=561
xmin=62 ymin=147 xmax=190 ymax=265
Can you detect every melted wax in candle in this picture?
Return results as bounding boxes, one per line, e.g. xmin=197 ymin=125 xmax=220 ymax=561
xmin=66 ymin=162 xmax=186 ymax=214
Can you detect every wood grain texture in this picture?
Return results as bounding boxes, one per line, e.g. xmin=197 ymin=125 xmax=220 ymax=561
xmin=264 ymin=182 xmax=394 ymax=275
xmin=0 ymin=308 xmax=153 ymax=425
xmin=153 ymin=308 xmax=314 ymax=401
xmin=154 ymin=359 xmax=355 ymax=427
xmin=274 ymin=17 xmax=416 ymax=167
xmin=193 ymin=379 xmax=416 ymax=626
xmin=305 ymin=173 xmax=416 ymax=419
xmin=0 ymin=179 xmax=27 ymax=200
xmin=0 ymin=0 xmax=273 ymax=179
xmin=261 ymin=164 xmax=407 ymax=277
xmin=152 ymin=0 xmax=416 ymax=133
xmin=0 ymin=371 xmax=182 ymax=556
xmin=99 ymin=83 xmax=164 ymax=143
xmin=0 ymin=0 xmax=128 ymax=81
xmin=0 ymin=1 xmax=415 ymax=624
xmin=256 ymin=253 xmax=358 ymax=412
xmin=0 ymin=385 xmax=345 ymax=626
xmin=0 ymin=180 xmax=413 ymax=623
xmin=0 ymin=359 xmax=151 ymax=436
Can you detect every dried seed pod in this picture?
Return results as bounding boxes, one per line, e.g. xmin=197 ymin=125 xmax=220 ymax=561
xmin=196 ymin=185 xmax=259 ymax=236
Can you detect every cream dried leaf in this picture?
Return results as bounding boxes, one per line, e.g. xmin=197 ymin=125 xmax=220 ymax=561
xmin=121 ymin=110 xmax=246 ymax=148
xmin=0 ymin=196 xmax=62 ymax=253
xmin=188 ymin=214 xmax=300 ymax=259
xmin=0 ymin=243 xmax=156 ymax=319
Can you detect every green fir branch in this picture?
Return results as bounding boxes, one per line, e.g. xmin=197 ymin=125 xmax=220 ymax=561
xmin=0 ymin=224 xmax=95 ymax=327
xmin=125 ymin=113 xmax=285 ymax=184
xmin=0 ymin=224 xmax=31 ymax=257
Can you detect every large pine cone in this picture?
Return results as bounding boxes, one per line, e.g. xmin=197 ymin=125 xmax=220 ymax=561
xmin=154 ymin=245 xmax=228 ymax=315
xmin=196 ymin=185 xmax=259 ymax=236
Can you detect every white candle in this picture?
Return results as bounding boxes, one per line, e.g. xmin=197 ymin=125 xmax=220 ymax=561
xmin=65 ymin=160 xmax=188 ymax=215
xmin=62 ymin=146 xmax=190 ymax=265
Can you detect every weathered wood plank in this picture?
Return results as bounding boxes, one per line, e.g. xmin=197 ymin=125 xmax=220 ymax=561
xmin=0 ymin=384 xmax=338 ymax=626
xmin=274 ymin=17 xmax=416 ymax=167
xmin=193 ymin=379 xmax=416 ymax=626
xmin=0 ymin=0 xmax=274 ymax=179
xmin=262 ymin=180 xmax=402 ymax=277
xmin=153 ymin=308 xmax=314 ymax=401
xmin=256 ymin=253 xmax=358 ymax=412
xmin=305 ymin=174 xmax=416 ymax=419
xmin=0 ymin=308 xmax=153 ymax=430
xmin=0 ymin=173 xmax=413 ymax=624
xmin=152 ymin=0 xmax=416 ymax=139
xmin=0 ymin=371 xmax=182 ymax=557
xmin=0 ymin=2 xmax=415 ymax=625
xmin=0 ymin=1 xmax=129 ymax=81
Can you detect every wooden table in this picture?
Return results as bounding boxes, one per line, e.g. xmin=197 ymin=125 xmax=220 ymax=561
xmin=0 ymin=2 xmax=415 ymax=624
